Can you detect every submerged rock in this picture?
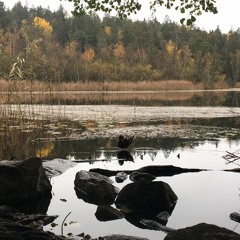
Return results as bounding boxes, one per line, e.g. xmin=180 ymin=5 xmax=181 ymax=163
xmin=74 ymin=170 xmax=119 ymax=205
xmin=0 ymin=157 xmax=52 ymax=205
xmin=136 ymin=165 xmax=206 ymax=177
xmin=140 ymin=219 xmax=175 ymax=233
xmin=164 ymin=223 xmax=240 ymax=240
xmin=90 ymin=164 xmax=206 ymax=178
xmin=104 ymin=234 xmax=149 ymax=240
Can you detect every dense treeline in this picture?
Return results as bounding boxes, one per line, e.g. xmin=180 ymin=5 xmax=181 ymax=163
xmin=0 ymin=1 xmax=240 ymax=88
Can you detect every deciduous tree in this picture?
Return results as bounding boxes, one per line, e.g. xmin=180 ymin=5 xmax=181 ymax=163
xmin=64 ymin=0 xmax=218 ymax=25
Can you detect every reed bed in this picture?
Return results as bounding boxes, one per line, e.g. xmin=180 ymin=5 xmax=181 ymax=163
xmin=0 ymin=89 xmax=229 ymax=106
xmin=57 ymin=80 xmax=204 ymax=91
xmin=0 ymin=77 xmax=232 ymax=131
xmin=0 ymin=79 xmax=229 ymax=92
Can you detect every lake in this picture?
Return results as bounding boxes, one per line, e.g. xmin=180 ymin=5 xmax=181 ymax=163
xmin=1 ymin=90 xmax=240 ymax=239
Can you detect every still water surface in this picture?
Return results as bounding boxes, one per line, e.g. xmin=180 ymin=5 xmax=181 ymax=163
xmin=1 ymin=90 xmax=240 ymax=239
xmin=44 ymin=139 xmax=240 ymax=240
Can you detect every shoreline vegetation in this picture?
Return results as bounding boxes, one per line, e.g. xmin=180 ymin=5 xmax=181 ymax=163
xmin=0 ymin=78 xmax=238 ymax=108
xmin=0 ymin=79 xmax=234 ymax=92
xmin=1 ymin=3 xmax=240 ymax=93
xmin=0 ymin=78 xmax=237 ymax=123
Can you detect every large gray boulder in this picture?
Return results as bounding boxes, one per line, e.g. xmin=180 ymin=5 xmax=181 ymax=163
xmin=74 ymin=170 xmax=119 ymax=205
xmin=43 ymin=158 xmax=77 ymax=178
xmin=115 ymin=181 xmax=177 ymax=213
xmin=0 ymin=157 xmax=52 ymax=205
xmin=164 ymin=223 xmax=240 ymax=240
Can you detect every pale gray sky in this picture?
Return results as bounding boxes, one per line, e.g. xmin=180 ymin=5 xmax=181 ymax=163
xmin=2 ymin=0 xmax=240 ymax=33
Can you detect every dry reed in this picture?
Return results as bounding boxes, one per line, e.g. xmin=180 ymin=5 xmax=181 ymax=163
xmin=0 ymin=79 xmax=229 ymax=92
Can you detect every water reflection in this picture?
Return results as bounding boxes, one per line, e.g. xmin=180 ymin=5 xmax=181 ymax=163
xmin=1 ymin=112 xmax=240 ymax=161
xmin=43 ymin=138 xmax=240 ymax=239
xmin=1 ymin=91 xmax=240 ymax=239
xmin=10 ymin=196 xmax=52 ymax=215
xmin=2 ymin=90 xmax=240 ymax=107
xmin=117 ymin=150 xmax=134 ymax=165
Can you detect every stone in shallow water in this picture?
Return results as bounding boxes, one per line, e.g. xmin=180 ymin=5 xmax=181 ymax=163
xmin=0 ymin=205 xmax=62 ymax=240
xmin=129 ymin=171 xmax=156 ymax=182
xmin=104 ymin=234 xmax=149 ymax=240
xmin=164 ymin=223 xmax=240 ymax=240
xmin=115 ymin=171 xmax=128 ymax=183
xmin=43 ymin=158 xmax=77 ymax=178
xmin=95 ymin=205 xmax=125 ymax=221
xmin=115 ymin=181 xmax=177 ymax=213
xmin=74 ymin=170 xmax=119 ymax=205
xmin=0 ymin=157 xmax=52 ymax=205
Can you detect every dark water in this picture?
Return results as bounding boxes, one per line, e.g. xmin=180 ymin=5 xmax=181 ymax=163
xmin=1 ymin=91 xmax=240 ymax=239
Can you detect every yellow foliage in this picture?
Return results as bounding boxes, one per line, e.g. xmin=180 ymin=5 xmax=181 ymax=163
xmin=36 ymin=142 xmax=54 ymax=158
xmin=166 ymin=40 xmax=175 ymax=56
xmin=226 ymin=31 xmax=232 ymax=41
xmin=113 ymin=43 xmax=126 ymax=59
xmin=33 ymin=16 xmax=53 ymax=35
xmin=22 ymin=19 xmax=27 ymax=25
xmin=105 ymin=26 xmax=112 ymax=36
xmin=65 ymin=41 xmax=78 ymax=56
xmin=117 ymin=30 xmax=124 ymax=41
xmin=82 ymin=48 xmax=95 ymax=63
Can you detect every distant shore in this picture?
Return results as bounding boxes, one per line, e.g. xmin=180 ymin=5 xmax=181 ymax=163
xmin=0 ymin=79 xmax=232 ymax=92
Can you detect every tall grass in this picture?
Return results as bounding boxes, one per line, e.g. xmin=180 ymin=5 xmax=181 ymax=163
xmin=0 ymin=78 xmax=230 ymax=92
xmin=0 ymin=77 xmax=231 ymax=127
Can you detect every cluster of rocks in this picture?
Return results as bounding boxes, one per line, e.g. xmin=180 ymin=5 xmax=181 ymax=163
xmin=74 ymin=168 xmax=240 ymax=240
xmin=74 ymin=169 xmax=177 ymax=231
xmin=0 ymin=205 xmax=62 ymax=240
xmin=1 ymin=157 xmax=240 ymax=240
xmin=0 ymin=157 xmax=62 ymax=240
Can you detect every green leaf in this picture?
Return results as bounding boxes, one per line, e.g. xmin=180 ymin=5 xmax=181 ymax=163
xmin=191 ymin=15 xmax=196 ymax=22
xmin=180 ymin=7 xmax=185 ymax=13
xmin=186 ymin=19 xmax=192 ymax=26
xmin=180 ymin=18 xmax=185 ymax=24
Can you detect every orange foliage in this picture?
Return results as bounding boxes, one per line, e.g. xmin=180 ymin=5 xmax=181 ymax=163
xmin=82 ymin=48 xmax=95 ymax=63
xmin=105 ymin=26 xmax=112 ymax=36
xmin=166 ymin=40 xmax=175 ymax=56
xmin=113 ymin=43 xmax=126 ymax=59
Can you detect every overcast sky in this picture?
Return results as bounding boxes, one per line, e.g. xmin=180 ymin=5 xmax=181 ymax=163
xmin=2 ymin=0 xmax=240 ymax=33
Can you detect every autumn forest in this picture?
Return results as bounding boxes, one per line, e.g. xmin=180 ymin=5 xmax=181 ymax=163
xmin=0 ymin=1 xmax=240 ymax=89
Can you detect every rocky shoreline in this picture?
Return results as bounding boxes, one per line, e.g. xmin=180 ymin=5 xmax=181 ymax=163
xmin=1 ymin=157 xmax=240 ymax=240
